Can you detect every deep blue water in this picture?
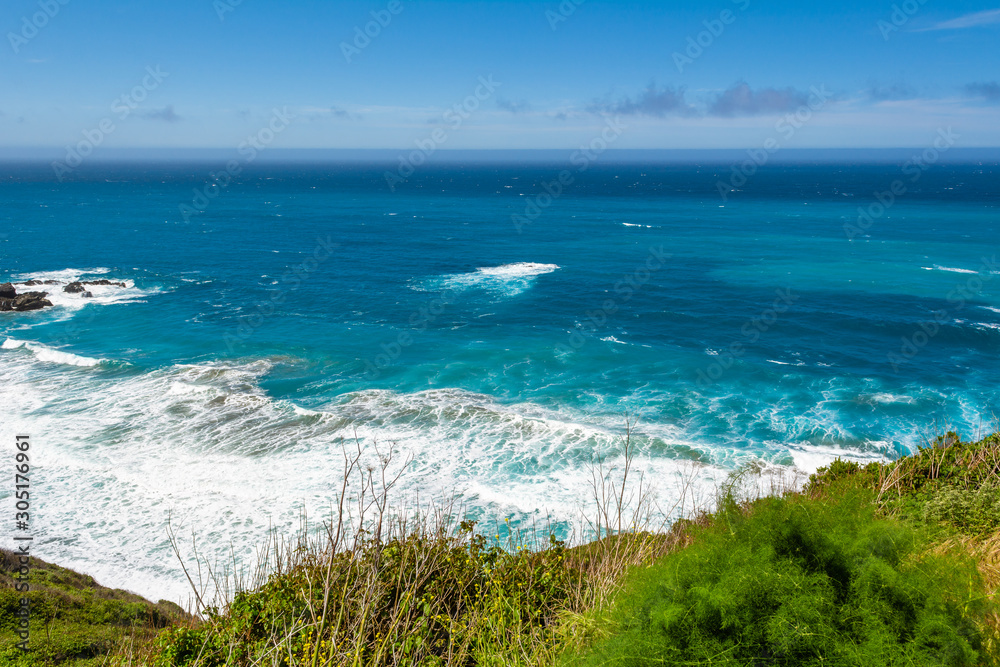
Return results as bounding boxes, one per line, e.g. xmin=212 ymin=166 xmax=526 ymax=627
xmin=1 ymin=160 xmax=998 ymax=600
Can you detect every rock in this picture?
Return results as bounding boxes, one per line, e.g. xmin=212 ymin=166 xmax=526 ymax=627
xmin=64 ymin=282 xmax=86 ymax=293
xmin=0 ymin=291 xmax=53 ymax=312
xmin=81 ymin=279 xmax=127 ymax=288
xmin=44 ymin=280 xmax=60 ymax=285
xmin=82 ymin=291 xmax=93 ymax=298
xmin=14 ymin=292 xmax=53 ymax=311
xmin=0 ymin=283 xmax=15 ymax=299
xmin=22 ymin=280 xmax=43 ymax=286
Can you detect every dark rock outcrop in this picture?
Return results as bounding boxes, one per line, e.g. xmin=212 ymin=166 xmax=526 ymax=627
xmin=2 ymin=277 xmax=126 ymax=313
xmin=82 ymin=279 xmax=127 ymax=288
xmin=0 ymin=291 xmax=53 ymax=312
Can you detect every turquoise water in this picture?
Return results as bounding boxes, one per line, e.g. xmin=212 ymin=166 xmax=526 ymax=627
xmin=1 ymin=160 xmax=998 ymax=601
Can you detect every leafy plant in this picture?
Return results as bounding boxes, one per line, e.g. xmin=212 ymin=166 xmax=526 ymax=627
xmin=571 ymin=490 xmax=991 ymax=666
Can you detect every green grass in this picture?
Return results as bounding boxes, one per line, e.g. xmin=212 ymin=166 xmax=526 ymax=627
xmin=0 ymin=551 xmax=187 ymax=667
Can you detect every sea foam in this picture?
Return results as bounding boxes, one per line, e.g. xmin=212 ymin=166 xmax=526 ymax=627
xmin=8 ymin=268 xmax=159 ymax=321
xmin=0 ymin=357 xmax=731 ymax=602
xmin=419 ymin=262 xmax=560 ymax=298
xmin=2 ymin=338 xmax=104 ymax=367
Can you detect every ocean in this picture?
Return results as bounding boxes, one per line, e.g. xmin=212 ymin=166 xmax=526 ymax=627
xmin=1 ymin=158 xmax=998 ymax=602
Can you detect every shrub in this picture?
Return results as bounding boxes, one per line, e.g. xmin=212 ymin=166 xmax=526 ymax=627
xmin=922 ymin=481 xmax=1000 ymax=536
xmin=571 ymin=491 xmax=991 ymax=666
xmin=151 ymin=526 xmax=574 ymax=667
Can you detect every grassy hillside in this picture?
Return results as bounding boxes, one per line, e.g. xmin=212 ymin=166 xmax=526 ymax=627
xmin=0 ymin=551 xmax=187 ymax=666
xmin=2 ymin=431 xmax=998 ymax=666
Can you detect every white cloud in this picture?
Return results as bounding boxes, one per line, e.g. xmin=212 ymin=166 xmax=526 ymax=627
xmin=919 ymin=8 xmax=1000 ymax=31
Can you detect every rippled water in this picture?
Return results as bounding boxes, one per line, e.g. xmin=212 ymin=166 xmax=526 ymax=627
xmin=1 ymin=160 xmax=997 ymax=600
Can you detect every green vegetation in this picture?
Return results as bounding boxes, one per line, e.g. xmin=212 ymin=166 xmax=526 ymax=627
xmin=0 ymin=550 xmax=186 ymax=666
xmin=2 ymin=431 xmax=998 ymax=666
xmin=151 ymin=525 xmax=577 ymax=666
xmin=567 ymin=431 xmax=1000 ymax=666
xmin=809 ymin=432 xmax=1000 ymax=537
xmin=571 ymin=491 xmax=987 ymax=666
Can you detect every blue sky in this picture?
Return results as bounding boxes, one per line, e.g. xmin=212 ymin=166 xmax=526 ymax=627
xmin=2 ymin=0 xmax=999 ymax=150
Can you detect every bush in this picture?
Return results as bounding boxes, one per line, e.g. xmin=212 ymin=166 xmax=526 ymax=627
xmin=151 ymin=525 xmax=574 ymax=667
xmin=922 ymin=481 xmax=1000 ymax=536
xmin=572 ymin=491 xmax=991 ymax=666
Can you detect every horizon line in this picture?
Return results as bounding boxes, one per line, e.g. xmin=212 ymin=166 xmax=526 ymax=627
xmin=2 ymin=146 xmax=999 ymax=165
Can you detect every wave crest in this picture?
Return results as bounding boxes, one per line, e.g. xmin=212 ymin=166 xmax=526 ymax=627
xmin=2 ymin=338 xmax=105 ymax=367
xmin=418 ymin=262 xmax=560 ymax=298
